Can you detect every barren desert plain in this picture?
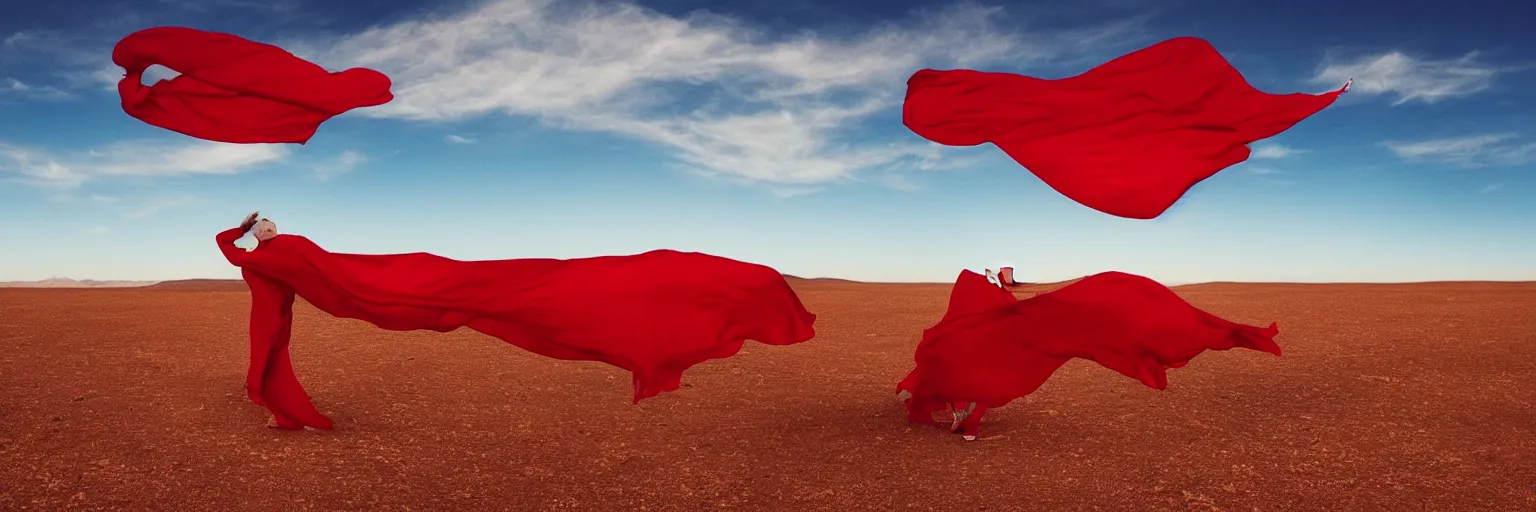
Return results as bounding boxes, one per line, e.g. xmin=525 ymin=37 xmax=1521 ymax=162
xmin=1 ymin=278 xmax=1533 ymax=511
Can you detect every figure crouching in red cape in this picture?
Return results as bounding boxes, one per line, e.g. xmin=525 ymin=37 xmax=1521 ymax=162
xmin=898 ymin=270 xmax=1281 ymax=441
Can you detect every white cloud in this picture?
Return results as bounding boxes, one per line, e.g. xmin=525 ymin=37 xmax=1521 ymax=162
xmin=2 ymin=30 xmax=107 ymax=85
xmin=1383 ymin=133 xmax=1536 ymax=168
xmin=1312 ymin=50 xmax=1505 ymax=105
xmin=1245 ymin=166 xmax=1280 ymax=175
xmin=1250 ymin=144 xmax=1303 ymax=159
xmin=83 ymin=66 xmax=124 ymax=90
xmin=1481 ymin=183 xmax=1503 ymax=193
xmin=124 ymin=194 xmax=203 ymax=219
xmin=79 ymin=63 xmax=181 ymax=92
xmin=85 ymin=226 xmax=108 ymax=235
xmin=875 ymin=173 xmax=921 ymax=192
xmin=312 ymin=150 xmax=366 ymax=179
xmin=0 ymin=140 xmax=289 ymax=188
xmin=3 ymin=18 xmax=189 ymax=92
xmin=42 ymin=190 xmax=208 ymax=219
xmin=444 ymin=134 xmax=477 ymax=144
xmin=0 ymin=77 xmax=70 ymax=100
xmin=296 ymin=0 xmax=1145 ymax=187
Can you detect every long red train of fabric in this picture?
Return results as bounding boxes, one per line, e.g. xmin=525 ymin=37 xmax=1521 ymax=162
xmin=216 ymin=228 xmax=817 ymax=430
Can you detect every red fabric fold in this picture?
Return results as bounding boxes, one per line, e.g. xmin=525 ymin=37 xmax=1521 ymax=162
xmin=903 ymin=37 xmax=1349 ymax=219
xmin=113 ymin=27 xmax=393 ymax=144
xmin=216 ymin=228 xmax=817 ymax=429
xmin=898 ymin=270 xmax=1280 ymax=438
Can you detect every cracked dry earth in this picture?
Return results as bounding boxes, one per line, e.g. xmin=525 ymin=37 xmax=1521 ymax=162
xmin=1 ymin=279 xmax=1533 ymax=511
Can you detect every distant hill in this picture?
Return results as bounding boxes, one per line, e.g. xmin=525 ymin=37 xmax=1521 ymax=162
xmin=143 ymin=279 xmax=247 ymax=291
xmin=783 ymin=275 xmax=858 ymax=284
xmin=0 ymin=277 xmax=158 ymax=288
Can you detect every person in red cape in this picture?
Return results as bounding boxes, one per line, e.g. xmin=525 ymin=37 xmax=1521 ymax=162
xmin=996 ymin=266 xmax=1019 ymax=288
xmin=897 ymin=270 xmax=1280 ymax=441
xmin=983 ymin=265 xmax=1021 ymax=289
xmin=217 ymin=212 xmax=817 ymax=430
xmin=113 ymin=27 xmax=394 ymax=144
xmin=903 ymin=37 xmax=1351 ymax=219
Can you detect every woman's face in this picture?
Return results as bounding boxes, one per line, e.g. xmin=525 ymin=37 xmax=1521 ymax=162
xmin=252 ymin=219 xmax=278 ymax=241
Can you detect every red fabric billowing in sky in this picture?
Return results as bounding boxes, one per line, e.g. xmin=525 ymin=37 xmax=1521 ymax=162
xmin=216 ymin=228 xmax=817 ymax=430
xmin=113 ymin=27 xmax=393 ymax=144
xmin=897 ymin=270 xmax=1280 ymax=438
xmin=903 ymin=37 xmax=1350 ymax=219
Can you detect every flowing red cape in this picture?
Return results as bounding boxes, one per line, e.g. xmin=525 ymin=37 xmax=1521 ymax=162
xmin=903 ymin=37 xmax=1350 ymax=219
xmin=113 ymin=27 xmax=394 ymax=144
xmin=216 ymin=228 xmax=817 ymax=430
xmin=897 ymin=270 xmax=1280 ymax=438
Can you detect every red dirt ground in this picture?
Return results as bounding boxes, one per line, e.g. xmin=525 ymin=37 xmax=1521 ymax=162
xmin=2 ymin=280 xmax=1533 ymax=511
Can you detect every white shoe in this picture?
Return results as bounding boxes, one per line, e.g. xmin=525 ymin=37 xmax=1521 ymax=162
xmin=962 ymin=435 xmax=977 ymax=441
xmin=949 ymin=402 xmax=976 ymax=432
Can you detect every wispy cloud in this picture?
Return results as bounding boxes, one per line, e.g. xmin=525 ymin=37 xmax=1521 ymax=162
xmin=1250 ymin=143 xmax=1303 ymax=160
xmin=3 ymin=35 xmax=121 ymax=94
xmin=2 ymin=30 xmax=117 ymax=88
xmin=124 ymin=194 xmax=203 ymax=219
xmin=69 ymin=62 xmax=181 ymax=93
xmin=85 ymin=226 xmax=109 ymax=235
xmin=296 ymin=0 xmax=1147 ymax=187
xmin=1383 ymin=133 xmax=1536 ymax=168
xmin=312 ymin=150 xmax=366 ymax=180
xmin=1481 ymin=183 xmax=1504 ymax=193
xmin=0 ymin=140 xmax=289 ymax=188
xmin=47 ymin=191 xmax=209 ymax=219
xmin=1312 ymin=50 xmax=1514 ymax=105
xmin=444 ymin=134 xmax=478 ymax=144
xmin=875 ymin=173 xmax=922 ymax=192
xmin=1245 ymin=166 xmax=1281 ymax=175
xmin=3 ymin=1 xmax=296 ymax=92
xmin=913 ymin=145 xmax=1003 ymax=172
xmin=0 ymin=77 xmax=70 ymax=100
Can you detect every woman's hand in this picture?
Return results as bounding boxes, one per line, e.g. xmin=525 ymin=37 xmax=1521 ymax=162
xmin=239 ymin=211 xmax=260 ymax=232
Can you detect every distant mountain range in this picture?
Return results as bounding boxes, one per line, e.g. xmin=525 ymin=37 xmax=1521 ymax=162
xmin=0 ymin=277 xmax=160 ymax=288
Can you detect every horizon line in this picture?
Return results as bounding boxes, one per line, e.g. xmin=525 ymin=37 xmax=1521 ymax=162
xmin=1 ymin=276 xmax=1534 ymax=289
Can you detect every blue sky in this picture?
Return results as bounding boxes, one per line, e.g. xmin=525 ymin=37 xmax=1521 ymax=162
xmin=0 ymin=0 xmax=1532 ymax=283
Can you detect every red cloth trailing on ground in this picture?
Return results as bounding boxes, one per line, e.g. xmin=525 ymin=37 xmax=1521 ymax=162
xmin=216 ymin=228 xmax=817 ymax=430
xmin=897 ymin=270 xmax=1280 ymax=438
xmin=113 ymin=27 xmax=394 ymax=144
xmin=902 ymin=37 xmax=1350 ymax=219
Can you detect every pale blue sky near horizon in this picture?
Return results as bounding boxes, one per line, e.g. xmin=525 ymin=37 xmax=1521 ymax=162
xmin=0 ymin=0 xmax=1532 ymax=284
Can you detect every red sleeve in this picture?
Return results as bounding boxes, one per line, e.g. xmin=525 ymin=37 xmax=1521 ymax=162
xmin=216 ymin=227 xmax=251 ymax=267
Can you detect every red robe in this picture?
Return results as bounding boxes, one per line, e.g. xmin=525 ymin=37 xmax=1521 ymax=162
xmin=898 ymin=270 xmax=1280 ymax=438
xmin=114 ymin=27 xmax=393 ymax=144
xmin=903 ymin=37 xmax=1349 ymax=219
xmin=216 ymin=228 xmax=817 ymax=429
